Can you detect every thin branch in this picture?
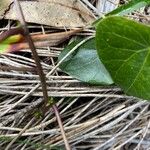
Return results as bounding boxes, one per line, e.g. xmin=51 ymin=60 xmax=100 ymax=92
xmin=5 ymin=118 xmax=35 ymax=150
xmin=14 ymin=0 xmax=48 ymax=107
xmin=14 ymin=1 xmax=71 ymax=149
xmin=52 ymin=105 xmax=71 ymax=150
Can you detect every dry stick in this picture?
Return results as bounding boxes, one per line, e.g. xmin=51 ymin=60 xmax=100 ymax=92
xmin=14 ymin=1 xmax=70 ymax=149
xmin=0 ymin=31 xmax=93 ymax=150
xmin=5 ymin=118 xmax=35 ymax=150
xmin=93 ymin=102 xmax=147 ymax=150
xmin=53 ymin=105 xmax=71 ymax=150
xmin=0 ymin=36 xmax=93 ymax=117
xmin=14 ymin=0 xmax=48 ymax=108
xmin=4 ymin=29 xmax=82 ymax=51
xmin=134 ymin=119 xmax=150 ymax=150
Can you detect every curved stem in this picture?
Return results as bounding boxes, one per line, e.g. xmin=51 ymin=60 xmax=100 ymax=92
xmin=53 ymin=105 xmax=71 ymax=150
xmin=14 ymin=0 xmax=48 ymax=107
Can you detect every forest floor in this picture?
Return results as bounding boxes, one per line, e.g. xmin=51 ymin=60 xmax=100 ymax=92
xmin=0 ymin=0 xmax=150 ymax=150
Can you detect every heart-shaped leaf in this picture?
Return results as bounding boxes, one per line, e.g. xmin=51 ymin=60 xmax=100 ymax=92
xmin=96 ymin=16 xmax=150 ymax=100
xmin=58 ymin=38 xmax=113 ymax=85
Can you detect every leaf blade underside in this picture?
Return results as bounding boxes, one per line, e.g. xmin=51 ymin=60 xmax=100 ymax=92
xmin=58 ymin=38 xmax=113 ymax=85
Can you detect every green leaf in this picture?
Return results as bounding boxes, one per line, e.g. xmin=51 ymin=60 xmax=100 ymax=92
xmin=0 ymin=43 xmax=10 ymax=53
xmin=0 ymin=35 xmax=22 ymax=53
xmin=58 ymin=38 xmax=113 ymax=85
xmin=107 ymin=0 xmax=150 ymax=16
xmin=96 ymin=16 xmax=150 ymax=100
xmin=2 ymin=35 xmax=22 ymax=44
xmin=93 ymin=0 xmax=150 ymax=26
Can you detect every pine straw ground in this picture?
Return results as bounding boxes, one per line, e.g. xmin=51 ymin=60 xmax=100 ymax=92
xmin=0 ymin=0 xmax=150 ymax=150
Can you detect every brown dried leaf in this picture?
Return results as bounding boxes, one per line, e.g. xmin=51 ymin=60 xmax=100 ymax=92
xmin=0 ymin=0 xmax=13 ymax=18
xmin=1 ymin=0 xmax=95 ymax=27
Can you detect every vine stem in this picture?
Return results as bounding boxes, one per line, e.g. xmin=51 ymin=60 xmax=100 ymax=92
xmin=14 ymin=0 xmax=48 ymax=107
xmin=14 ymin=1 xmax=70 ymax=150
xmin=53 ymin=105 xmax=71 ymax=150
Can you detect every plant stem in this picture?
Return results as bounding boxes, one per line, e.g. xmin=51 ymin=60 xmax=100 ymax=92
xmin=52 ymin=105 xmax=71 ymax=150
xmin=14 ymin=0 xmax=48 ymax=107
xmin=14 ymin=1 xmax=71 ymax=149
